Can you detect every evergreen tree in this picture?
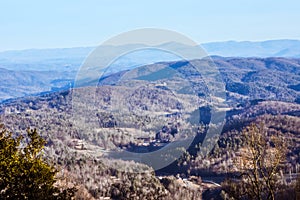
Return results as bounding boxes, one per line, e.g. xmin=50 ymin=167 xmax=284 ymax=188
xmin=0 ymin=124 xmax=76 ymax=199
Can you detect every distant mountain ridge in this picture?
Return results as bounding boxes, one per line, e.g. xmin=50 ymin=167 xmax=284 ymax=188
xmin=0 ymin=39 xmax=299 ymax=71
xmin=202 ymin=39 xmax=300 ymax=57
xmin=0 ymin=39 xmax=299 ymax=103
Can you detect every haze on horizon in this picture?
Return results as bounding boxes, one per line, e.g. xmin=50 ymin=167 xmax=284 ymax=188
xmin=1 ymin=0 xmax=300 ymax=51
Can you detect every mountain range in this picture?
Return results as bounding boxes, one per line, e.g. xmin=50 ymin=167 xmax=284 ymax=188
xmin=0 ymin=40 xmax=300 ymax=199
xmin=0 ymin=39 xmax=299 ymax=102
xmin=202 ymin=39 xmax=300 ymax=57
xmin=0 ymin=39 xmax=300 ymax=72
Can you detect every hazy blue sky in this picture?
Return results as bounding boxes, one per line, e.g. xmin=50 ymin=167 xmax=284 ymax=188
xmin=1 ymin=0 xmax=299 ymax=51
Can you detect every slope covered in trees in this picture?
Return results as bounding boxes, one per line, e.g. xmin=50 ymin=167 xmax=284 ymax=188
xmin=0 ymin=57 xmax=299 ymax=199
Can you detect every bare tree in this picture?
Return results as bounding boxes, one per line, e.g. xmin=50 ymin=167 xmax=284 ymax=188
xmin=222 ymin=123 xmax=287 ymax=200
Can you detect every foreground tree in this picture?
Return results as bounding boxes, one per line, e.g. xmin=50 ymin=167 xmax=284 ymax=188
xmin=0 ymin=124 xmax=76 ymax=199
xmin=222 ymin=123 xmax=287 ymax=200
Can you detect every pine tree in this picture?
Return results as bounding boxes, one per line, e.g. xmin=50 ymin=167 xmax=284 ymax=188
xmin=0 ymin=124 xmax=76 ymax=199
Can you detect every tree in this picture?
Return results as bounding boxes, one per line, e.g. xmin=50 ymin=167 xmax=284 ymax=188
xmin=0 ymin=124 xmax=76 ymax=199
xmin=222 ymin=123 xmax=287 ymax=200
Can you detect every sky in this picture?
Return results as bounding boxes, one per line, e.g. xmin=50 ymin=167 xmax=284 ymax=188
xmin=0 ymin=0 xmax=300 ymax=51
